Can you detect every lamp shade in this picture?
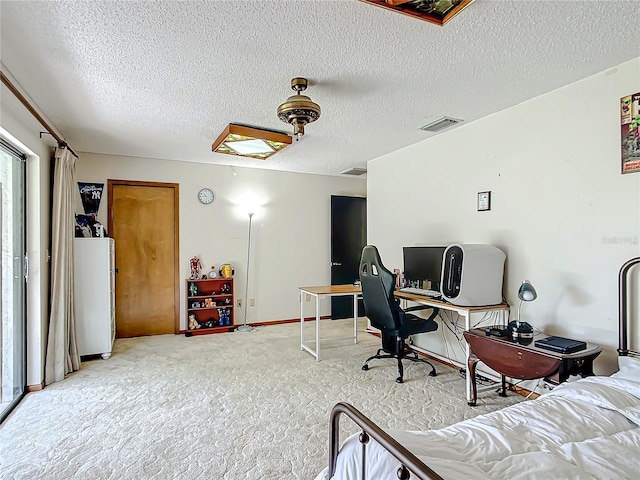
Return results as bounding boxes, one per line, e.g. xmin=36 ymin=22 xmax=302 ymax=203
xmin=518 ymin=280 xmax=537 ymax=302
xmin=509 ymin=280 xmax=537 ymax=344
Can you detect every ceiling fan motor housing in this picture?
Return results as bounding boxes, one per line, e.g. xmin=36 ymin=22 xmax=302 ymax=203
xmin=277 ymin=77 xmax=321 ymax=136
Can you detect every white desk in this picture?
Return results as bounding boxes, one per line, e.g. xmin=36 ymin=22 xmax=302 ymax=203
xmin=393 ymin=291 xmax=509 ymax=403
xmin=299 ymin=285 xmax=361 ymax=361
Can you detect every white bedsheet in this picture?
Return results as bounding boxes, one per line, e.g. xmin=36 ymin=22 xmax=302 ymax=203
xmin=317 ymin=376 xmax=640 ymax=480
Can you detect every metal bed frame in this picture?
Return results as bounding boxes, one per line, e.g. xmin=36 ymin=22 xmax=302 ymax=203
xmin=327 ymin=257 xmax=640 ymax=480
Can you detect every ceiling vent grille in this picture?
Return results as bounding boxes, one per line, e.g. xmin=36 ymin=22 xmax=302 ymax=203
xmin=340 ymin=167 xmax=367 ymax=176
xmin=420 ymin=116 xmax=463 ymax=132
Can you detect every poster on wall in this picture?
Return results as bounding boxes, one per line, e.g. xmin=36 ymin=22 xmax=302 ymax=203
xmin=78 ymin=182 xmax=104 ymax=214
xmin=621 ymin=92 xmax=640 ymax=174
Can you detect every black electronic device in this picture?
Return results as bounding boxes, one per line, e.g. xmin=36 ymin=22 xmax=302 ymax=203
xmin=402 ymin=246 xmax=446 ymax=291
xmin=485 ymin=327 xmax=509 ymax=337
xmin=534 ymin=336 xmax=587 ymax=354
xmin=508 ymin=320 xmax=534 ymax=345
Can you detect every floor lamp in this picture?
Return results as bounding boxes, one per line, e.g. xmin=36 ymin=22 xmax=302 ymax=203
xmin=237 ymin=211 xmax=254 ymax=332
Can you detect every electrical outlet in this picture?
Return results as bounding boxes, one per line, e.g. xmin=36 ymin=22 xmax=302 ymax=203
xmin=236 ymin=299 xmax=242 ymax=308
xmin=249 ymin=298 xmax=255 ymax=307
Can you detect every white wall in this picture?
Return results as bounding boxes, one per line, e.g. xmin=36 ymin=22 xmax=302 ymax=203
xmin=368 ymin=58 xmax=640 ymax=375
xmin=1 ymin=80 xmax=54 ymax=388
xmin=76 ymin=153 xmax=366 ymax=329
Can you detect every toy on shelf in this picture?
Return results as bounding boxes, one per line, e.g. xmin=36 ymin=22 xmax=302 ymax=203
xmin=220 ymin=283 xmax=231 ymax=294
xmin=188 ymin=314 xmax=200 ymax=330
xmin=188 ymin=282 xmax=198 ymax=296
xmin=218 ymin=308 xmax=231 ymax=326
xmin=190 ymin=256 xmax=203 ymax=280
xmin=219 ymin=263 xmax=235 ymax=278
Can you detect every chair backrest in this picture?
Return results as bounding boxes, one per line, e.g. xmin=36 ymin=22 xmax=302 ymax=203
xmin=359 ymin=245 xmax=401 ymax=332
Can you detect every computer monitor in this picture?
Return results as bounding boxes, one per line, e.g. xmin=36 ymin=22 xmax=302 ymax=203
xmin=403 ymin=246 xmax=446 ymax=290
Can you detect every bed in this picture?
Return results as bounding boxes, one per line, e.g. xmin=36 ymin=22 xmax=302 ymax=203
xmin=315 ymin=258 xmax=640 ymax=480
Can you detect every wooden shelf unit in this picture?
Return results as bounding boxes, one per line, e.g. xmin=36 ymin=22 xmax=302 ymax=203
xmin=186 ymin=278 xmax=235 ymax=335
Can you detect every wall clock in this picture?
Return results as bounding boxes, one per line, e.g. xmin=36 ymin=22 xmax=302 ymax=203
xmin=198 ymin=188 xmax=215 ymax=205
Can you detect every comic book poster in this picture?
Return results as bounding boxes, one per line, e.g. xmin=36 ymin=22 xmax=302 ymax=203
xmin=621 ymin=92 xmax=640 ymax=173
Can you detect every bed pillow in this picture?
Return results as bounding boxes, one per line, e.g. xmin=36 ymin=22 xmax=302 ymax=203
xmin=611 ymin=355 xmax=640 ymax=381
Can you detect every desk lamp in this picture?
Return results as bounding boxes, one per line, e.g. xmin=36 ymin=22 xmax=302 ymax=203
xmin=508 ymin=280 xmax=537 ymax=344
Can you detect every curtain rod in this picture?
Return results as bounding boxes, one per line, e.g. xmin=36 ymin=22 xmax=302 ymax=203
xmin=1 ymin=70 xmax=78 ymax=158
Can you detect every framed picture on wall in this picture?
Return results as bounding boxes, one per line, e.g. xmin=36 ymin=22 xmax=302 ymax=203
xmin=621 ymin=92 xmax=640 ymax=174
xmin=477 ymin=191 xmax=491 ymax=211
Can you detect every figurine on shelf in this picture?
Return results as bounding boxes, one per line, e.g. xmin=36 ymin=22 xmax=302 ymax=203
xmin=189 ymin=283 xmax=198 ymax=296
xmin=190 ymin=256 xmax=203 ymax=280
xmin=218 ymin=308 xmax=231 ymax=326
xmin=221 ymin=283 xmax=231 ymax=294
xmin=219 ymin=264 xmax=234 ymax=279
xmin=188 ymin=314 xmax=199 ymax=330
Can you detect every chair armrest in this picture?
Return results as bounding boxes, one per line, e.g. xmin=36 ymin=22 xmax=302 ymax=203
xmin=404 ymin=305 xmax=437 ymax=313
xmin=404 ymin=305 xmax=440 ymax=324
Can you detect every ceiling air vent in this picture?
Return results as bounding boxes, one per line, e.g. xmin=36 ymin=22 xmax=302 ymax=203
xmin=420 ymin=116 xmax=463 ymax=132
xmin=341 ymin=167 xmax=367 ymax=176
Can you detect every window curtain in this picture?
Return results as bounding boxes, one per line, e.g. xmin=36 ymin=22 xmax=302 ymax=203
xmin=45 ymin=146 xmax=80 ymax=384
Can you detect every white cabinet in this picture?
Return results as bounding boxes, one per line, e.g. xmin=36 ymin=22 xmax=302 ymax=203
xmin=74 ymin=237 xmax=115 ymax=359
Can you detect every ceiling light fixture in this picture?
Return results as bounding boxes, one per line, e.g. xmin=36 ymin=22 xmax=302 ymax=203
xmin=277 ymin=77 xmax=321 ymax=139
xmin=359 ymin=0 xmax=475 ymax=26
xmin=211 ymin=124 xmax=292 ymax=160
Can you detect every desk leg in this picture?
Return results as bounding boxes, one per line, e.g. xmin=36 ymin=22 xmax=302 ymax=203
xmin=467 ymin=354 xmax=479 ymax=406
xmin=300 ymin=290 xmax=305 ymax=351
xmin=315 ymin=294 xmax=321 ymax=362
xmin=353 ymin=293 xmax=358 ymax=344
xmin=463 ymin=311 xmax=472 ymax=403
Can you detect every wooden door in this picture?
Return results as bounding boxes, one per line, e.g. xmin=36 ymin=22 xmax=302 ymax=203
xmin=330 ymin=195 xmax=366 ymax=319
xmin=108 ymin=180 xmax=179 ymax=337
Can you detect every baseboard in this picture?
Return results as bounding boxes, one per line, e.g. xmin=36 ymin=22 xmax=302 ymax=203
xmin=243 ymin=315 xmax=332 ymax=327
xmin=27 ymin=381 xmax=44 ymax=392
xmin=177 ymin=315 xmax=332 ymax=334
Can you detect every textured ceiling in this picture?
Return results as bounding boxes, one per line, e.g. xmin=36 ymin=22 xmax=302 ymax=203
xmin=1 ymin=1 xmax=639 ymax=177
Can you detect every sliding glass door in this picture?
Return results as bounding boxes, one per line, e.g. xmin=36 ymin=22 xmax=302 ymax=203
xmin=0 ymin=140 xmax=26 ymax=422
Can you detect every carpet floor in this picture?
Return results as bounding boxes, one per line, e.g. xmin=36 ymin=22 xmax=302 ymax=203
xmin=1 ymin=319 xmax=522 ymax=479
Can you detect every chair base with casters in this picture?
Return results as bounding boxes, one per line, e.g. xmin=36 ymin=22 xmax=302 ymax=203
xmin=362 ymin=329 xmax=437 ymax=384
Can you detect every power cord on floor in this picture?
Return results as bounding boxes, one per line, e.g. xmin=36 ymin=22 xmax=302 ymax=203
xmin=458 ymin=368 xmax=498 ymax=386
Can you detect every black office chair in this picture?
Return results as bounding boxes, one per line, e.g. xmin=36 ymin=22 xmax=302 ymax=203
xmin=359 ymin=245 xmax=439 ymax=383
